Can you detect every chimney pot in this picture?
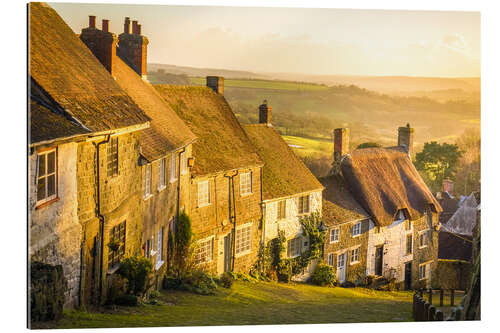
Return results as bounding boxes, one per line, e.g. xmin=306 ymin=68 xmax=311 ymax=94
xmin=333 ymin=128 xmax=350 ymax=162
xmin=132 ymin=20 xmax=138 ymax=34
xmin=89 ymin=15 xmax=96 ymax=28
xmin=206 ymin=76 xmax=224 ymax=95
xmin=398 ymin=123 xmax=414 ymax=157
xmin=102 ymin=19 xmax=109 ymax=33
xmin=259 ymin=100 xmax=272 ymax=126
xmin=137 ymin=24 xmax=142 ymax=35
xmin=124 ymin=17 xmax=130 ymax=34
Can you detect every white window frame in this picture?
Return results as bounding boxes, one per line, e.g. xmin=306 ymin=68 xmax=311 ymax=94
xmin=287 ymin=236 xmax=303 ymax=258
xmin=419 ymin=229 xmax=430 ymax=249
xmin=194 ymin=236 xmax=214 ymax=265
xmin=144 ymin=163 xmax=152 ymax=199
xmin=180 ymin=151 xmax=187 ymax=175
xmin=350 ymin=246 xmax=360 ymax=264
xmin=36 ymin=148 xmax=58 ymax=205
xmin=156 ymin=228 xmax=164 ymax=270
xmin=406 ymin=234 xmax=413 ymax=255
xmin=352 ymin=222 xmax=362 ymax=237
xmin=298 ymin=194 xmax=310 ymax=214
xmin=170 ymin=153 xmax=177 ymax=183
xmin=235 ymin=224 xmax=252 ymax=257
xmin=106 ymin=137 xmax=119 ymax=178
xmin=330 ymin=227 xmax=340 ymax=243
xmin=277 ymin=200 xmax=287 ymax=220
xmin=197 ymin=180 xmax=210 ymax=207
xmin=158 ymin=158 xmax=166 ymax=191
xmin=328 ymin=253 xmax=335 ymax=267
xmin=419 ymin=262 xmax=431 ymax=280
xmin=240 ymin=172 xmax=252 ymax=196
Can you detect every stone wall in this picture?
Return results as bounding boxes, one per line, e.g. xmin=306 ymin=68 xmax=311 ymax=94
xmin=77 ymin=132 xmax=144 ymax=305
xmin=188 ymin=166 xmax=263 ymax=275
xmin=412 ymin=212 xmax=439 ymax=288
xmin=324 ymin=219 xmax=369 ymax=285
xmin=29 ymin=142 xmax=81 ymax=308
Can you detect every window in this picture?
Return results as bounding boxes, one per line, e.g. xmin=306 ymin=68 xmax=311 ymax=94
xmin=277 ymin=200 xmax=287 ymax=220
xmin=107 ymin=137 xmax=118 ymax=177
xmin=235 ymin=225 xmax=252 ymax=255
xmin=156 ymin=228 xmax=164 ymax=269
xmin=352 ymin=222 xmax=362 ymax=237
xmin=405 ymin=219 xmax=412 ymax=231
xmin=406 ymin=234 xmax=413 ymax=254
xmin=419 ymin=263 xmax=430 ymax=280
xmin=180 ymin=151 xmax=187 ymax=175
xmin=170 ymin=153 xmax=177 ymax=182
xmin=145 ymin=238 xmax=153 ymax=258
xmin=328 ymin=253 xmax=334 ymax=266
xmin=350 ymin=247 xmax=360 ymax=264
xmin=36 ymin=149 xmax=57 ymax=204
xmin=108 ymin=221 xmax=126 ymax=270
xmin=144 ymin=163 xmax=152 ymax=198
xmin=394 ymin=209 xmax=405 ymax=223
xmin=194 ymin=237 xmax=214 ymax=264
xmin=374 ymin=226 xmax=380 ymax=234
xmin=298 ymin=195 xmax=310 ymax=214
xmin=287 ymin=237 xmax=302 ymax=258
xmin=197 ymin=180 xmax=210 ymax=207
xmin=419 ymin=230 xmax=429 ymax=248
xmin=240 ymin=172 xmax=252 ymax=195
xmin=158 ymin=158 xmax=166 ymax=189
xmin=330 ymin=228 xmax=339 ymax=243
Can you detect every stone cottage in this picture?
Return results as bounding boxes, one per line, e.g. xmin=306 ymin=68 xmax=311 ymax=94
xmin=242 ymin=101 xmax=324 ymax=280
xmin=324 ymin=125 xmax=442 ymax=289
xmin=79 ymin=16 xmax=197 ymax=289
xmin=154 ymin=79 xmax=264 ymax=275
xmin=29 ymin=2 xmax=151 ymax=307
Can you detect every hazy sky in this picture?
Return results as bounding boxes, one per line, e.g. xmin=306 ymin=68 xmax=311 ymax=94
xmin=49 ymin=2 xmax=480 ymax=77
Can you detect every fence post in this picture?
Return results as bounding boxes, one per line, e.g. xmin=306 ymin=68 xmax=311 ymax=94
xmin=428 ymin=289 xmax=433 ymax=305
xmin=440 ymin=289 xmax=444 ymax=307
xmin=419 ymin=289 xmax=423 ymax=297
xmin=413 ymin=293 xmax=417 ymax=320
xmin=424 ymin=302 xmax=430 ymax=321
xmin=455 ymin=306 xmax=463 ymax=321
xmin=436 ymin=310 xmax=444 ymax=321
xmin=416 ymin=296 xmax=423 ymax=321
xmin=428 ymin=305 xmax=436 ymax=321
xmin=450 ymin=289 xmax=455 ymax=307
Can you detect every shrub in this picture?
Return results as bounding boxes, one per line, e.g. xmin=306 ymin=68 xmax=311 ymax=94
xmin=30 ymin=261 xmax=67 ymax=322
xmin=219 ymin=272 xmax=234 ymax=288
xmin=117 ymin=256 xmax=153 ymax=296
xmin=365 ymin=275 xmax=376 ymax=287
xmin=114 ymin=294 xmax=138 ymax=307
xmin=163 ymin=274 xmax=183 ymax=290
xmin=107 ymin=274 xmax=128 ymax=305
xmin=341 ymin=281 xmax=355 ymax=288
xmin=183 ymin=270 xmax=217 ymax=295
xmin=277 ymin=261 xmax=292 ymax=282
xmin=311 ymin=263 xmax=336 ymax=287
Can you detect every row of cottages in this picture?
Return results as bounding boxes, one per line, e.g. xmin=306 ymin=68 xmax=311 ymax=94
xmin=320 ymin=126 xmax=442 ymax=289
xmin=29 ymin=3 xmax=197 ymax=307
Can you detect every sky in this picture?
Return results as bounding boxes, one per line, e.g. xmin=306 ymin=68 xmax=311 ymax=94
xmin=49 ymin=2 xmax=480 ymax=77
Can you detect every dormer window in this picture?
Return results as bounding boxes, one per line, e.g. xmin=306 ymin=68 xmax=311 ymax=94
xmin=394 ymin=209 xmax=406 ymax=223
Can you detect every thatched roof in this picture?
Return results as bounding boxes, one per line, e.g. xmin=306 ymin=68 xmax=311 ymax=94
xmin=242 ymin=124 xmax=323 ymax=200
xmin=340 ymin=146 xmax=442 ymax=227
xmin=114 ymin=58 xmax=196 ymax=161
xmin=154 ymin=85 xmax=263 ymax=176
xmin=29 ymin=3 xmax=150 ymax=134
xmin=319 ymin=175 xmax=369 ymax=225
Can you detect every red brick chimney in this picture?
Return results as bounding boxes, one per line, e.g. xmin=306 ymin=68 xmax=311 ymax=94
xmin=206 ymin=76 xmax=224 ymax=95
xmin=118 ymin=18 xmax=149 ymax=79
xmin=259 ymin=100 xmax=272 ymax=126
xmin=333 ymin=128 xmax=350 ymax=162
xmin=80 ymin=16 xmax=118 ymax=76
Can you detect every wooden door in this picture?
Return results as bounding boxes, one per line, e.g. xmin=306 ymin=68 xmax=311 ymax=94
xmin=375 ymin=245 xmax=384 ymax=276
xmin=223 ymin=233 xmax=232 ymax=272
xmin=337 ymin=252 xmax=346 ymax=283
xmin=404 ymin=262 xmax=412 ymax=290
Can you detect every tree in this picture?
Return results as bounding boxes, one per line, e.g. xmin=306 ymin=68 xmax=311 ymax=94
xmin=415 ymin=141 xmax=462 ymax=192
xmin=168 ymin=211 xmax=194 ymax=277
xmin=454 ymin=128 xmax=481 ymax=196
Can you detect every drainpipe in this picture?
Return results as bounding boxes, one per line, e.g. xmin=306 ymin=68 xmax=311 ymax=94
xmin=260 ymin=167 xmax=265 ymax=274
xmin=176 ymin=147 xmax=186 ymax=219
xmin=224 ymin=170 xmax=239 ymax=271
xmin=92 ymin=135 xmax=110 ymax=305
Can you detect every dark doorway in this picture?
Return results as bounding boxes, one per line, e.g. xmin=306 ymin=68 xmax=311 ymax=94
xmin=404 ymin=262 xmax=412 ymax=290
xmin=223 ymin=233 xmax=232 ymax=272
xmin=375 ymin=245 xmax=383 ymax=276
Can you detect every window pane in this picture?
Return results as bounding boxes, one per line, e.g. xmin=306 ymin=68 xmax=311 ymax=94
xmin=38 ymin=154 xmax=46 ymax=176
xmin=37 ymin=177 xmax=46 ymax=201
xmin=47 ymin=151 xmax=55 ymax=174
xmin=47 ymin=174 xmax=56 ymax=197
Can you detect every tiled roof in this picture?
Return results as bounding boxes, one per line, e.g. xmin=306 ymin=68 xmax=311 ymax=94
xmin=154 ymin=85 xmax=263 ymax=176
xmin=29 ymin=3 xmax=150 ymax=134
xmin=242 ymin=124 xmax=323 ymax=200
xmin=114 ymin=58 xmax=196 ymax=161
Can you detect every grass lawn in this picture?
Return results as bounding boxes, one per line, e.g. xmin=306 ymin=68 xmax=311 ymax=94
xmin=51 ymin=281 xmax=413 ymax=329
xmin=189 ymin=77 xmax=328 ymax=91
xmin=282 ymin=135 xmax=333 ymax=157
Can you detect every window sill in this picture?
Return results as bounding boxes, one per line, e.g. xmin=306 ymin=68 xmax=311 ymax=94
xmin=419 ymin=245 xmax=428 ymax=249
xmin=197 ymin=203 xmax=211 ymax=209
xmin=155 ymin=260 xmax=164 ymax=271
xmin=329 ymin=240 xmax=339 ymax=244
xmin=352 ymin=234 xmax=361 ymax=238
xmin=35 ymin=197 xmax=60 ymax=210
xmin=350 ymin=261 xmax=360 ymax=266
xmin=235 ymin=250 xmax=251 ymax=258
xmin=157 ymin=185 xmax=166 ymax=193
xmin=169 ymin=178 xmax=178 ymax=184
xmin=143 ymin=194 xmax=153 ymax=201
xmin=107 ymin=264 xmax=121 ymax=275
xmin=240 ymin=192 xmax=253 ymax=197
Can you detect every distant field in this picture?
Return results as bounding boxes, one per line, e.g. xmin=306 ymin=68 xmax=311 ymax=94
xmin=189 ymin=77 xmax=328 ymax=91
xmin=282 ymin=135 xmax=333 ymax=157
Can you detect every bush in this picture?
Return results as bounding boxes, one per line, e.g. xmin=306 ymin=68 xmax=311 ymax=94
xmin=114 ymin=294 xmax=138 ymax=307
xmin=311 ymin=263 xmax=336 ymax=287
xmin=30 ymin=261 xmax=67 ymax=322
xmin=219 ymin=272 xmax=234 ymax=288
xmin=117 ymin=256 xmax=153 ymax=296
xmin=107 ymin=274 xmax=128 ymax=305
xmin=163 ymin=274 xmax=183 ymax=290
xmin=365 ymin=275 xmax=376 ymax=287
xmin=277 ymin=261 xmax=292 ymax=282
xmin=341 ymin=281 xmax=355 ymax=288
xmin=183 ymin=270 xmax=217 ymax=295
